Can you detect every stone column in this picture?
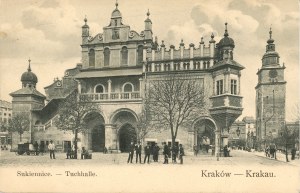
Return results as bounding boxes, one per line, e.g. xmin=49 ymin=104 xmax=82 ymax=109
xmin=107 ymin=79 xmax=112 ymax=99
xmin=190 ymin=43 xmax=194 ymax=70
xmin=215 ymin=130 xmax=221 ymax=158
xmin=139 ymin=78 xmax=143 ymax=98
xmin=170 ymin=45 xmax=174 ymax=71
xmin=105 ymin=124 xmax=118 ymax=151
xmin=77 ymin=80 xmax=82 ymax=94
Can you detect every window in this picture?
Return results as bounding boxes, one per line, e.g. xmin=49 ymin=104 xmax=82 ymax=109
xmin=155 ymin=64 xmax=161 ymax=72
xmin=216 ymin=80 xmax=223 ymax=95
xmin=164 ymin=64 xmax=170 ymax=71
xmin=121 ymin=47 xmax=128 ymax=65
xmin=183 ymin=63 xmax=190 ymax=70
xmin=123 ymin=83 xmax=134 ymax=92
xmin=231 ymin=79 xmax=237 ymax=95
xmin=137 ymin=45 xmax=143 ymax=65
xmin=104 ymin=48 xmax=110 ymax=66
xmin=95 ymin=85 xmax=105 ymax=93
xmin=89 ymin=49 xmax=95 ymax=67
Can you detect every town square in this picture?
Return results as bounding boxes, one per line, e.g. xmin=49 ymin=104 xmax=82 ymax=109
xmin=0 ymin=0 xmax=299 ymax=192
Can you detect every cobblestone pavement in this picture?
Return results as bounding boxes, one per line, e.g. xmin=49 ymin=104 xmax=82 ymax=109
xmin=1 ymin=150 xmax=299 ymax=193
xmin=0 ymin=149 xmax=298 ymax=167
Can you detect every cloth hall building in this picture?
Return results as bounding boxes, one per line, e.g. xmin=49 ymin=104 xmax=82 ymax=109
xmin=10 ymin=3 xmax=244 ymax=156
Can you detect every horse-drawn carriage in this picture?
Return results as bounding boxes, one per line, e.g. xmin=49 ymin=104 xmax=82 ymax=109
xmin=15 ymin=143 xmax=43 ymax=156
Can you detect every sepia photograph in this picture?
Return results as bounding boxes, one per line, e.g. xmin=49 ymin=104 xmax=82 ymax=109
xmin=0 ymin=0 xmax=299 ymax=192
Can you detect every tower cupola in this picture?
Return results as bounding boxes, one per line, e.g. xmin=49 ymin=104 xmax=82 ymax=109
xmin=21 ymin=59 xmax=38 ymax=88
xmin=262 ymin=27 xmax=280 ymax=67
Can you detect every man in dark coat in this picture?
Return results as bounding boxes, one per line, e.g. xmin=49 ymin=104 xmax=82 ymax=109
xmin=172 ymin=144 xmax=179 ymax=163
xmin=153 ymin=143 xmax=160 ymax=162
xmin=144 ymin=143 xmax=151 ymax=164
xmin=179 ymin=144 xmax=184 ymax=164
xmin=127 ymin=141 xmax=135 ymax=163
xmin=33 ymin=141 xmax=39 ymax=155
xmin=163 ymin=142 xmax=169 ymax=164
xmin=135 ymin=141 xmax=142 ymax=163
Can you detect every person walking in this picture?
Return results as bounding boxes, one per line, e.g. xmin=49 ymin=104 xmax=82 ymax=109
xmin=163 ymin=142 xmax=169 ymax=164
xmin=127 ymin=141 xmax=135 ymax=163
xmin=193 ymin=144 xmax=198 ymax=156
xmin=144 ymin=143 xmax=151 ymax=164
xmin=153 ymin=143 xmax=160 ymax=162
xmin=172 ymin=144 xmax=178 ymax=163
xmin=33 ymin=141 xmax=39 ymax=156
xmin=135 ymin=141 xmax=142 ymax=163
xmin=179 ymin=144 xmax=184 ymax=164
xmin=48 ymin=140 xmax=56 ymax=159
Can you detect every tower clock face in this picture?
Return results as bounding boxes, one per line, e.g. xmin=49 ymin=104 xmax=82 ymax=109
xmin=269 ymin=69 xmax=278 ymax=78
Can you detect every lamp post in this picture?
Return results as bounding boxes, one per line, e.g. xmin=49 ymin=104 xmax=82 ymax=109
xmin=281 ymin=121 xmax=289 ymax=162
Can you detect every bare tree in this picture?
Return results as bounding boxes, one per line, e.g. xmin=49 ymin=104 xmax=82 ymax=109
xmin=145 ymin=74 xmax=206 ymax=148
xmin=8 ymin=113 xmax=30 ymax=142
xmin=55 ymin=90 xmax=100 ymax=159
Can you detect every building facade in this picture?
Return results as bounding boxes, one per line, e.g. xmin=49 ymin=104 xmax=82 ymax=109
xmin=255 ymin=28 xmax=286 ymax=143
xmin=10 ymin=3 xmax=244 ymax=155
xmin=0 ymin=100 xmax=12 ymax=146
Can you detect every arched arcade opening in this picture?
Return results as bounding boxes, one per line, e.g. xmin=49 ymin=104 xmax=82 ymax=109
xmin=194 ymin=118 xmax=216 ymax=155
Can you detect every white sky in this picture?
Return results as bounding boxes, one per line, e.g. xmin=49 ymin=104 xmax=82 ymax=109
xmin=0 ymin=0 xmax=299 ymax=121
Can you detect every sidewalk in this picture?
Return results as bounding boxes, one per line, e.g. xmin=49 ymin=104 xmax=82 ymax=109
xmin=252 ymin=150 xmax=300 ymax=167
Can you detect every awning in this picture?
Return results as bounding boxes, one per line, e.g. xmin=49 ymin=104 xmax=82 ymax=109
xmin=75 ymin=68 xmax=143 ymax=79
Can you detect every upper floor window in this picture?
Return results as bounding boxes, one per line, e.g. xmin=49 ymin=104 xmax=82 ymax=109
xmin=216 ymin=80 xmax=223 ymax=95
xmin=231 ymin=79 xmax=237 ymax=95
xmin=174 ymin=63 xmax=180 ymax=71
xmin=121 ymin=47 xmax=128 ymax=65
xmin=89 ymin=49 xmax=95 ymax=68
xmin=123 ymin=83 xmax=134 ymax=92
xmin=95 ymin=84 xmax=105 ymax=93
xmin=155 ymin=64 xmax=161 ymax=72
xmin=164 ymin=64 xmax=170 ymax=71
xmin=183 ymin=63 xmax=190 ymax=70
xmin=104 ymin=48 xmax=110 ymax=66
xmin=137 ymin=45 xmax=143 ymax=65
xmin=112 ymin=29 xmax=120 ymax=39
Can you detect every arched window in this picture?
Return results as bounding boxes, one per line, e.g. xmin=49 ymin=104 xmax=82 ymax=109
xmin=123 ymin=83 xmax=134 ymax=92
xmin=121 ymin=46 xmax=128 ymax=65
xmin=89 ymin=49 xmax=95 ymax=67
xmin=104 ymin=48 xmax=110 ymax=66
xmin=137 ymin=45 xmax=143 ymax=65
xmin=95 ymin=84 xmax=105 ymax=93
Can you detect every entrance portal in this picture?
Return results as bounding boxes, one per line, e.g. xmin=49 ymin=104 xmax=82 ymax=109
xmin=194 ymin=119 xmax=216 ymax=155
xmin=91 ymin=125 xmax=105 ymax=152
xmin=119 ymin=124 xmax=137 ymax=152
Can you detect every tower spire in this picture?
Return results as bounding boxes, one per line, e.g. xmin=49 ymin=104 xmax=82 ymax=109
xmin=115 ymin=0 xmax=118 ymax=9
xmin=267 ymin=25 xmax=274 ymax=44
xmin=28 ymin=58 xmax=31 ymax=72
xmin=224 ymin=22 xmax=229 ymax=37
xmin=147 ymin=9 xmax=150 ymax=18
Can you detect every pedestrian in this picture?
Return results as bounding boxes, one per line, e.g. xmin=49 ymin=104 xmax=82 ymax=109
xmin=81 ymin=147 xmax=92 ymax=159
xmin=224 ymin=145 xmax=228 ymax=157
xmin=135 ymin=141 xmax=142 ymax=163
xmin=127 ymin=141 xmax=134 ymax=163
xmin=33 ymin=141 xmax=39 ymax=156
xmin=48 ymin=140 xmax=56 ymax=159
xmin=163 ymin=142 xmax=169 ymax=164
xmin=291 ymin=147 xmax=296 ymax=160
xmin=144 ymin=143 xmax=151 ymax=164
xmin=153 ymin=143 xmax=160 ymax=162
xmin=227 ymin=145 xmax=231 ymax=157
xmin=193 ymin=144 xmax=198 ymax=156
xmin=172 ymin=144 xmax=179 ymax=163
xmin=265 ymin=146 xmax=270 ymax=157
xmin=179 ymin=144 xmax=184 ymax=164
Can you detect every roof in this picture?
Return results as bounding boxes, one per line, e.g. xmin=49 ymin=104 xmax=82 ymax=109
xmin=10 ymin=88 xmax=46 ymax=99
xmin=209 ymin=59 xmax=245 ymax=70
xmin=242 ymin=116 xmax=255 ymax=123
xmin=0 ymin=100 xmax=12 ymax=108
xmin=75 ymin=68 xmax=143 ymax=79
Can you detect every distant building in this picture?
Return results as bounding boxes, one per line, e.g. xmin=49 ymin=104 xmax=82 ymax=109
xmin=255 ymin=28 xmax=286 ymax=142
xmin=10 ymin=2 xmax=245 ymax=155
xmin=0 ymin=100 xmax=12 ymax=146
xmin=229 ymin=116 xmax=256 ymax=148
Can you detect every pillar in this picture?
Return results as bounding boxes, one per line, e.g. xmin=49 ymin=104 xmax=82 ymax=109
xmin=107 ymin=79 xmax=112 ymax=99
xmin=105 ymin=124 xmax=118 ymax=151
xmin=139 ymin=78 xmax=143 ymax=97
xmin=77 ymin=80 xmax=82 ymax=94
xmin=170 ymin=45 xmax=174 ymax=71
xmin=215 ymin=130 xmax=221 ymax=157
xmin=190 ymin=43 xmax=194 ymax=70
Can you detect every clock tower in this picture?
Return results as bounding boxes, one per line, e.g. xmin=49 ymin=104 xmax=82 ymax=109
xmin=255 ymin=28 xmax=286 ymax=142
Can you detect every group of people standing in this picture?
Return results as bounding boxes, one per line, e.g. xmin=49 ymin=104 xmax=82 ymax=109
xmin=127 ymin=141 xmax=184 ymax=164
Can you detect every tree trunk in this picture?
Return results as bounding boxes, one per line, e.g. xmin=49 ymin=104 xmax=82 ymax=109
xmin=74 ymin=129 xmax=78 ymax=159
xmin=285 ymin=143 xmax=289 ymax=162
